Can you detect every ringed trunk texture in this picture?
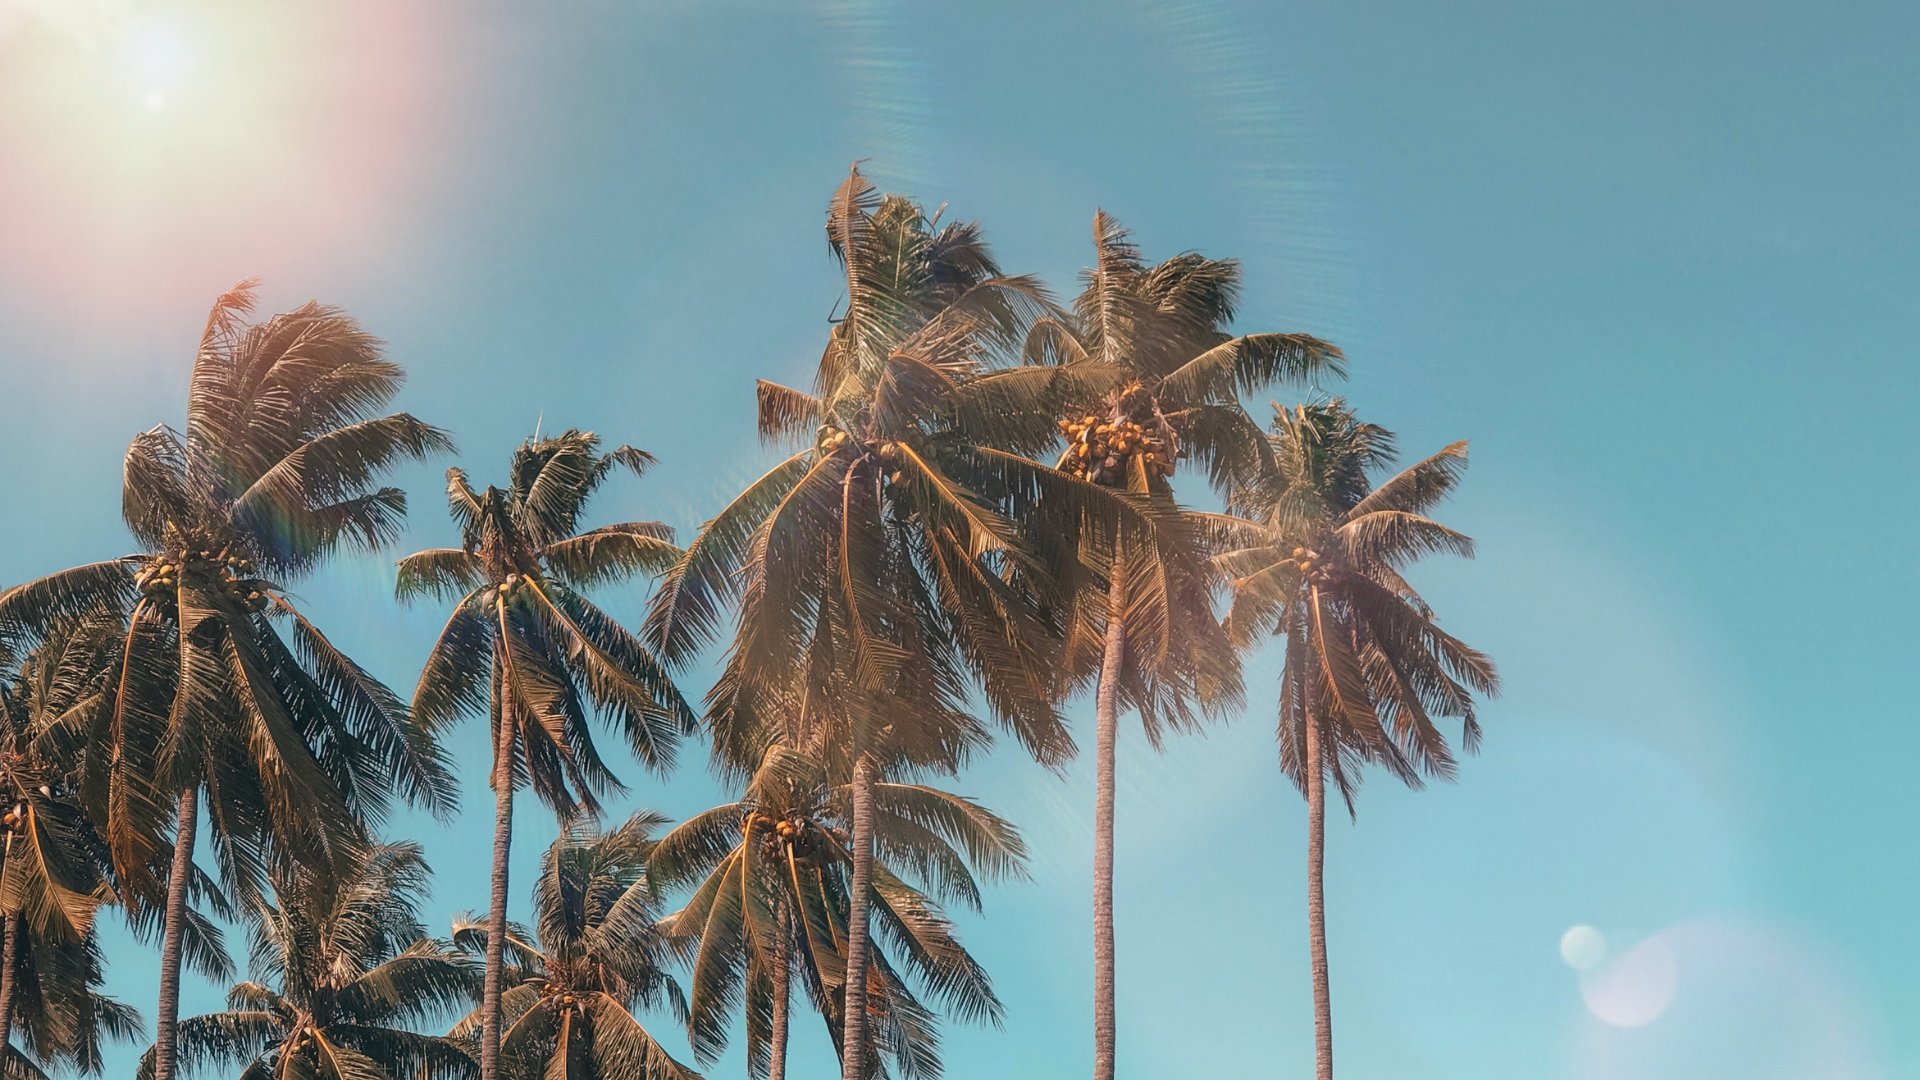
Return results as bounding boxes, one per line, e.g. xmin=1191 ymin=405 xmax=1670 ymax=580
xmin=839 ymin=753 xmax=876 ymax=1080
xmin=480 ymin=703 xmax=514 ymax=1080
xmin=151 ymin=788 xmax=199 ymax=1080
xmin=1304 ymin=709 xmax=1333 ymax=1080
xmin=769 ymin=917 xmax=791 ymax=1080
xmin=0 ymin=909 xmax=19 ymax=1052
xmin=1092 ymin=567 xmax=1126 ymax=1080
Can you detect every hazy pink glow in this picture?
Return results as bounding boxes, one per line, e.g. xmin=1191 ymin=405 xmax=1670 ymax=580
xmin=1579 ymin=935 xmax=1677 ymax=1028
xmin=0 ymin=1 xmax=443 ymax=323
xmin=1573 ymin=917 xmax=1879 ymax=1079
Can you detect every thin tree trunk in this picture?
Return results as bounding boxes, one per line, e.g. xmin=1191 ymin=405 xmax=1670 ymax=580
xmin=480 ymin=701 xmax=514 ymax=1080
xmin=0 ymin=909 xmax=20 ymax=1053
xmin=839 ymin=753 xmax=875 ymax=1080
xmin=1304 ymin=709 xmax=1333 ymax=1080
xmin=1092 ymin=567 xmax=1126 ymax=1080
xmin=769 ymin=913 xmax=791 ymax=1080
xmin=152 ymin=788 xmax=199 ymax=1080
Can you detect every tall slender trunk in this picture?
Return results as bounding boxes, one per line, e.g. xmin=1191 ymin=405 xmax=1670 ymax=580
xmin=768 ymin=912 xmax=791 ymax=1080
xmin=1304 ymin=708 xmax=1333 ymax=1080
xmin=839 ymin=753 xmax=875 ymax=1080
xmin=481 ymin=700 xmax=514 ymax=1080
xmin=0 ymin=909 xmax=20 ymax=1053
xmin=1092 ymin=567 xmax=1126 ymax=1080
xmin=152 ymin=788 xmax=199 ymax=1080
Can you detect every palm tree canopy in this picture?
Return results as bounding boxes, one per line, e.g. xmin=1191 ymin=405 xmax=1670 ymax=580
xmin=450 ymin=813 xmax=700 ymax=1080
xmin=0 ymin=283 xmax=458 ymax=905
xmin=1214 ymin=399 xmax=1500 ymax=806
xmin=651 ymin=742 xmax=1023 ymax=1080
xmin=6 ymin=920 xmax=146 ymax=1078
xmin=1032 ymin=213 xmax=1345 ymax=495
xmin=141 ymin=841 xmax=478 ymax=1080
xmin=1021 ymin=213 xmax=1351 ymax=740
xmin=647 ymin=167 xmax=1160 ymax=777
xmin=0 ymin=615 xmax=120 ymax=941
xmin=400 ymin=429 xmax=695 ymax=820
xmin=0 ymin=617 xmax=146 ymax=1079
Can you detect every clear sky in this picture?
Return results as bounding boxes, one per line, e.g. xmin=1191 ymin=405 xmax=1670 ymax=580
xmin=2 ymin=2 xmax=1915 ymax=1077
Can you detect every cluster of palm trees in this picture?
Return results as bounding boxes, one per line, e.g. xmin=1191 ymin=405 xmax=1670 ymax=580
xmin=0 ymin=167 xmax=1495 ymax=1080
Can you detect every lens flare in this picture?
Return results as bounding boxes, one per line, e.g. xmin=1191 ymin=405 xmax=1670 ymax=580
xmin=1579 ymin=934 xmax=1677 ymax=1027
xmin=0 ymin=0 xmax=442 ymax=319
xmin=1560 ymin=924 xmax=1607 ymax=972
xmin=1572 ymin=918 xmax=1880 ymax=1079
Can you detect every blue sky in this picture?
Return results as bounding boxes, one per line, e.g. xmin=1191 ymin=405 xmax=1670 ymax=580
xmin=2 ymin=1 xmax=1916 ymax=1077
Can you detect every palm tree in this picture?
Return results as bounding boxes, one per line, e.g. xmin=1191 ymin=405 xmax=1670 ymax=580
xmin=144 ymin=842 xmax=478 ymax=1080
xmin=1023 ymin=215 xmax=1344 ymax=1080
xmin=0 ymin=283 xmax=459 ymax=1080
xmin=3 ymin=918 xmax=144 ymax=1078
xmin=0 ymin=616 xmax=144 ymax=1077
xmin=1212 ymin=400 xmax=1499 ymax=1080
xmin=399 ymin=429 xmax=696 ymax=1080
xmin=651 ymin=740 xmax=1022 ymax=1080
xmin=448 ymin=813 xmax=699 ymax=1080
xmin=647 ymin=167 xmax=1113 ymax=1080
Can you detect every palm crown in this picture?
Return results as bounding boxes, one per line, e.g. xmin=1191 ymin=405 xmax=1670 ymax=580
xmin=148 ymin=842 xmax=479 ymax=1080
xmin=0 ymin=282 xmax=458 ymax=899
xmin=450 ymin=814 xmax=699 ymax=1080
xmin=1216 ymin=399 xmax=1500 ymax=801
xmin=651 ymin=741 xmax=1022 ymax=1080
xmin=401 ymin=430 xmax=695 ymax=817
xmin=647 ymin=167 xmax=1097 ymax=772
xmin=0 ymin=615 xmax=119 ymax=942
xmin=0 ymin=618 xmax=145 ymax=1078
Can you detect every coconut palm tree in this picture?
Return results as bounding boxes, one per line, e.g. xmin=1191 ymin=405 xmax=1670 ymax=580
xmin=399 ymin=429 xmax=696 ymax=1080
xmin=647 ymin=167 xmax=1121 ymax=1080
xmin=142 ymin=841 xmax=478 ymax=1080
xmin=3 ymin=918 xmax=144 ymax=1078
xmin=0 ymin=616 xmax=144 ymax=1078
xmin=0 ymin=616 xmax=115 ymax=1026
xmin=651 ymin=740 xmax=1021 ymax=1080
xmin=448 ymin=812 xmax=698 ymax=1080
xmin=1023 ymin=215 xmax=1344 ymax=1080
xmin=0 ymin=283 xmax=459 ymax=1080
xmin=1212 ymin=400 xmax=1498 ymax=1080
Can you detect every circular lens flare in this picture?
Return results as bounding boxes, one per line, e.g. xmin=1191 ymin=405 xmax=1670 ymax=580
xmin=1580 ymin=935 xmax=1678 ymax=1028
xmin=1572 ymin=918 xmax=1881 ymax=1078
xmin=1561 ymin=924 xmax=1608 ymax=972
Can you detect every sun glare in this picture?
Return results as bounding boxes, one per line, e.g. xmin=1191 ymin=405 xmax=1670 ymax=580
xmin=0 ymin=0 xmax=439 ymax=310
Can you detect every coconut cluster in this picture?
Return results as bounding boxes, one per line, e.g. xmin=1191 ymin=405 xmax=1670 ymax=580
xmin=1290 ymin=546 xmax=1340 ymax=585
xmin=495 ymin=571 xmax=534 ymax=599
xmin=2 ymin=799 xmax=24 ymax=835
xmin=820 ymin=427 xmax=916 ymax=486
xmin=136 ymin=544 xmax=267 ymax=612
xmin=1057 ymin=383 xmax=1177 ymax=486
xmin=819 ymin=427 xmax=855 ymax=455
xmin=744 ymin=811 xmax=812 ymax=857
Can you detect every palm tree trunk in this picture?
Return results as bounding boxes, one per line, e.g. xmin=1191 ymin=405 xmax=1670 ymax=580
xmin=1092 ymin=567 xmax=1126 ymax=1080
xmin=152 ymin=788 xmax=199 ymax=1080
xmin=0 ymin=909 xmax=20 ymax=1053
xmin=839 ymin=753 xmax=875 ymax=1080
xmin=480 ymin=703 xmax=514 ymax=1080
xmin=769 ymin=915 xmax=791 ymax=1080
xmin=1303 ymin=709 xmax=1333 ymax=1080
